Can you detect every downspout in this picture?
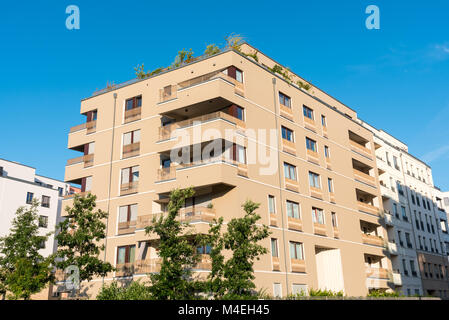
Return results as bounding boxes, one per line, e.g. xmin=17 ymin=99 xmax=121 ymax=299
xmin=103 ymin=92 xmax=118 ymax=286
xmin=272 ymin=77 xmax=290 ymax=296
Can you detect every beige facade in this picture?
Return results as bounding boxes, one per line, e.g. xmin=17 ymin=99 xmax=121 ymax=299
xmin=58 ymin=44 xmax=396 ymax=298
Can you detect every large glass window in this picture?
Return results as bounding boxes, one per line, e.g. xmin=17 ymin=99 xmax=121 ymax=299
xmin=303 ymin=106 xmax=314 ymax=120
xmin=125 ymin=96 xmax=142 ymax=111
xmin=312 ymin=207 xmax=325 ymax=224
xmin=289 ymin=242 xmax=304 ymax=260
xmin=281 ymin=126 xmax=294 ymax=142
xmin=306 ymin=137 xmax=317 ymax=152
xmin=271 ymin=239 xmax=279 ymax=257
xmin=308 ymin=172 xmax=320 ymax=189
xmin=279 ymin=92 xmax=291 ymax=108
xmin=283 ymin=163 xmax=296 ymax=180
xmin=287 ymin=200 xmax=300 ymax=219
xmin=117 ymin=245 xmax=136 ymax=264
xmin=119 ymin=204 xmax=138 ymax=223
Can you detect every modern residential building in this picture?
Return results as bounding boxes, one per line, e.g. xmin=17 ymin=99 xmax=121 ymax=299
xmin=0 ymin=158 xmax=71 ymax=257
xmin=357 ymin=124 xmax=424 ymax=296
xmin=58 ymin=43 xmax=404 ymax=298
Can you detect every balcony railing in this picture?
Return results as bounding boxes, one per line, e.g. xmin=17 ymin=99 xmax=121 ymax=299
xmin=291 ymin=259 xmax=306 ymax=273
xmin=69 ymin=123 xmax=86 ymax=133
xmin=272 ymin=256 xmax=280 ymax=271
xmin=349 ymin=140 xmax=372 ymax=159
xmin=282 ymin=139 xmax=296 ymax=155
xmin=158 ymin=111 xmax=245 ymax=141
xmin=134 ymin=259 xmax=162 ymax=274
xmin=313 ymin=223 xmax=326 ymax=236
xmin=122 ymin=142 xmax=140 ymax=158
xmin=279 ymin=103 xmax=293 ymax=120
xmin=120 ymin=181 xmax=138 ymax=196
xmin=361 ymin=233 xmax=384 ymax=247
xmin=86 ymin=120 xmax=96 ymax=134
xmin=179 ymin=207 xmax=216 ymax=224
xmin=124 ymin=107 xmax=141 ymax=123
xmin=357 ymin=201 xmax=379 ymax=216
xmin=66 ymin=154 xmax=94 ymax=168
xmin=365 ymin=267 xmax=389 ymax=279
xmin=287 ymin=216 xmax=302 ymax=231
xmin=159 ymin=85 xmax=177 ymax=102
xmin=353 ymin=168 xmax=376 ymax=186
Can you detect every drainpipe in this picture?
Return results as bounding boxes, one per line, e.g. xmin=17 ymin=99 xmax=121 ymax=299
xmin=103 ymin=92 xmax=118 ymax=286
xmin=272 ymin=77 xmax=290 ymax=296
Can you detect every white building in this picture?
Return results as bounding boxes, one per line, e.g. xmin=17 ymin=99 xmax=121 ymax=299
xmin=0 ymin=159 xmax=71 ymax=257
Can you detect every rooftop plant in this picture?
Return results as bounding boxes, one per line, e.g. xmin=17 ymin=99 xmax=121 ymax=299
xmin=204 ymin=44 xmax=221 ymax=57
xmin=225 ymin=33 xmax=244 ymax=52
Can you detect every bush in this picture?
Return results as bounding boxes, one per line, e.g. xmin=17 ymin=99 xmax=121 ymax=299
xmin=367 ymin=289 xmax=401 ymax=297
xmin=97 ymin=280 xmax=152 ymax=300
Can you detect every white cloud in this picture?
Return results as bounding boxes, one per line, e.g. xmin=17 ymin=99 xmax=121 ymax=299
xmin=421 ymin=145 xmax=449 ymax=163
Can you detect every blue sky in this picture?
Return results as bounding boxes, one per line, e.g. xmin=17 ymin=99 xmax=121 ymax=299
xmin=0 ymin=1 xmax=448 ymax=189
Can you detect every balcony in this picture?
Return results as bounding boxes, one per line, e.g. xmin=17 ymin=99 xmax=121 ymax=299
xmin=124 ymin=107 xmax=141 ymax=123
xmin=279 ymin=103 xmax=293 ymax=121
xmin=357 ymin=201 xmax=379 ymax=216
xmin=179 ymin=207 xmax=216 ymax=224
xmin=349 ymin=140 xmax=373 ymax=160
xmin=362 ymin=233 xmax=384 ymax=247
xmin=291 ymin=259 xmax=306 ymax=273
xmin=158 ymin=111 xmax=245 ymax=142
xmin=134 ymin=258 xmax=162 ymax=274
xmin=86 ymin=120 xmax=96 ymax=134
xmin=159 ymin=69 xmax=245 ymax=105
xmin=115 ymin=262 xmax=135 ymax=277
xmin=353 ymin=168 xmax=376 ymax=187
xmin=272 ymin=256 xmax=281 ymax=271
xmin=120 ymin=181 xmax=138 ymax=196
xmin=66 ymin=154 xmax=94 ymax=168
xmin=365 ymin=267 xmax=389 ymax=279
xmin=117 ymin=220 xmax=137 ymax=235
xmin=282 ymin=139 xmax=296 ymax=156
xmin=287 ymin=216 xmax=303 ymax=231
xmin=313 ymin=223 xmax=327 ymax=236
xmin=387 ymin=242 xmax=398 ymax=255
xmin=392 ymin=271 xmax=402 ymax=286
xmin=122 ymin=142 xmax=140 ymax=159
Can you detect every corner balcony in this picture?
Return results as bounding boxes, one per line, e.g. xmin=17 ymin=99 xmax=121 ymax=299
xmin=66 ymin=154 xmax=94 ymax=168
xmin=365 ymin=266 xmax=389 ymax=279
xmin=357 ymin=201 xmax=380 ymax=216
xmin=157 ymin=71 xmax=244 ymax=114
xmin=154 ymin=157 xmax=245 ymax=194
xmin=69 ymin=120 xmax=96 ymax=135
xmin=116 ymin=258 xmax=162 ymax=277
xmin=353 ymin=168 xmax=376 ymax=187
xmin=361 ymin=233 xmax=384 ymax=247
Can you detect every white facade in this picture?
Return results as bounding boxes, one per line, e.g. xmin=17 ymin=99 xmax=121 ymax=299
xmin=0 ymin=159 xmax=71 ymax=257
xmin=433 ymin=189 xmax=449 ymax=262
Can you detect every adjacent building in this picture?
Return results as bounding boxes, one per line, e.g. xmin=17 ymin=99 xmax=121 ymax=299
xmin=0 ymin=158 xmax=71 ymax=257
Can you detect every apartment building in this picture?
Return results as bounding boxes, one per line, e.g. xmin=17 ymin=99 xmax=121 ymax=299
xmin=357 ymin=124 xmax=423 ymax=296
xmin=0 ymin=158 xmax=71 ymax=257
xmin=60 ymin=43 xmax=396 ymax=298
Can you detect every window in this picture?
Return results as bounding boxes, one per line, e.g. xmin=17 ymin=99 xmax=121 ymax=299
xmin=232 ymin=144 xmax=246 ymax=164
xmin=123 ymin=129 xmax=141 ymax=146
xmin=308 ymin=172 xmax=320 ymax=189
xmin=401 ymin=206 xmax=407 ymax=221
xmin=273 ymin=283 xmax=282 ymax=298
xmin=39 ymin=216 xmax=48 ymax=228
xmin=405 ymin=233 xmax=412 ymax=248
xmin=327 ymin=178 xmax=334 ymax=193
xmin=286 ymin=200 xmax=300 ymax=219
xmin=411 ymin=193 xmax=416 ymax=204
xmin=312 ymin=207 xmax=325 ymax=224
xmin=398 ymin=231 xmax=403 ymax=246
xmin=289 ymin=241 xmax=304 ymax=260
xmin=292 ymin=284 xmax=308 ymax=296
xmin=324 ymin=145 xmax=330 ymax=158
xmin=268 ymin=195 xmax=276 ymax=214
xmin=306 ymin=137 xmax=317 ymax=152
xmin=271 ymin=239 xmax=279 ymax=257
xmin=119 ymin=204 xmax=138 ymax=223
xmin=117 ymin=245 xmax=136 ymax=265
xmin=402 ymin=259 xmax=408 ymax=275
xmin=121 ymin=166 xmax=139 ymax=185
xmin=26 ymin=192 xmax=34 ymax=204
xmin=197 ymin=245 xmax=211 ymax=255
xmin=281 ymin=126 xmax=294 ymax=142
xmin=441 ymin=220 xmax=448 ymax=233
xmin=321 ymin=115 xmax=327 ymax=127
xmin=39 ymin=240 xmax=46 ymax=249
xmin=58 ymin=187 xmax=64 ymax=197
xmin=393 ymin=204 xmax=399 ymax=218
xmin=279 ymin=92 xmax=291 ymax=108
xmin=41 ymin=196 xmax=50 ymax=208
xmin=125 ymin=95 xmax=142 ymax=111
xmin=235 ymin=69 xmax=243 ymax=83
xmin=283 ymin=162 xmax=296 ymax=181
xmin=82 ymin=176 xmax=93 ymax=192
xmin=225 ymin=105 xmax=244 ymax=121
xmin=393 ymin=156 xmax=400 ymax=170
xmin=331 ymin=212 xmax=337 ymax=227
xmin=303 ymin=106 xmax=314 ymax=120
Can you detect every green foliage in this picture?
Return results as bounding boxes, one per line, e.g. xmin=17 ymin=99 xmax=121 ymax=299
xmin=296 ymin=80 xmax=312 ymax=91
xmin=244 ymin=51 xmax=259 ymax=62
xmin=0 ymin=200 xmax=54 ymax=299
xmin=96 ymin=280 xmax=152 ymax=300
xmin=225 ymin=33 xmax=244 ymax=52
xmin=204 ymin=44 xmax=221 ymax=57
xmin=205 ymin=200 xmax=270 ymax=299
xmin=309 ymin=288 xmax=344 ymax=297
xmin=367 ymin=289 xmax=401 ymax=297
xmin=172 ymin=48 xmax=195 ymax=68
xmin=134 ymin=64 xmax=147 ymax=79
xmin=53 ymin=193 xmax=114 ymax=284
xmin=145 ymin=187 xmax=203 ymax=300
xmin=149 ymin=67 xmax=164 ymax=76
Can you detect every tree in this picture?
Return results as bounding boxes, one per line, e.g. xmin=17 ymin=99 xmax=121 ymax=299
xmin=53 ymin=193 xmax=113 ymax=296
xmin=96 ymin=280 xmax=152 ymax=300
xmin=0 ymin=199 xmax=54 ymax=299
xmin=211 ymin=200 xmax=270 ymax=299
xmin=145 ymin=187 xmax=203 ymax=300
